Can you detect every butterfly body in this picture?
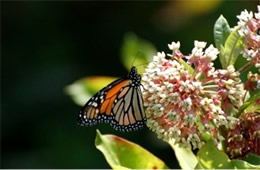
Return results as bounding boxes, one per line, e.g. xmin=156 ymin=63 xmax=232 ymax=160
xmin=78 ymin=67 xmax=146 ymax=132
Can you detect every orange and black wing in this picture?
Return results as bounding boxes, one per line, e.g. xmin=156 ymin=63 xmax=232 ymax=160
xmin=78 ymin=66 xmax=146 ymax=131
xmin=78 ymin=77 xmax=128 ymax=126
xmin=110 ymin=85 xmax=146 ymax=132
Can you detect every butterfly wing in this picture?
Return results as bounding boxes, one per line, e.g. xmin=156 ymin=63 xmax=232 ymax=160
xmin=111 ymin=85 xmax=146 ymax=132
xmin=78 ymin=77 xmax=128 ymax=126
xmin=78 ymin=66 xmax=146 ymax=132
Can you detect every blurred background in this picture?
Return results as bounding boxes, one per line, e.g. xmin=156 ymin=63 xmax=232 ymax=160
xmin=2 ymin=0 xmax=259 ymax=168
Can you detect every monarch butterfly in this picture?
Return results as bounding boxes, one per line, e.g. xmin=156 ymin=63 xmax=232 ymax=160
xmin=78 ymin=67 xmax=146 ymax=132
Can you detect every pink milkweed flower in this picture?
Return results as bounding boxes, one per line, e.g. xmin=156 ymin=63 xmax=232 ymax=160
xmin=236 ymin=6 xmax=260 ymax=70
xmin=143 ymin=41 xmax=242 ymax=149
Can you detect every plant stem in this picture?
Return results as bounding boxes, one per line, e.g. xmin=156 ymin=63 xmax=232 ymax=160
xmin=237 ymin=62 xmax=253 ymax=73
xmin=203 ymin=85 xmax=219 ymax=89
xmin=202 ymin=90 xmax=217 ymax=94
xmin=242 ymin=90 xmax=248 ymax=102
xmin=202 ymin=80 xmax=215 ymax=85
xmin=219 ymin=126 xmax=228 ymax=153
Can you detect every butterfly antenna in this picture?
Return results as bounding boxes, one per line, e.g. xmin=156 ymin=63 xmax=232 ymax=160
xmin=130 ymin=50 xmax=143 ymax=68
xmin=135 ymin=62 xmax=149 ymax=67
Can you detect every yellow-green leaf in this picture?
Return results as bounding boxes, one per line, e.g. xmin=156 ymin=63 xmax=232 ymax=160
xmin=195 ymin=139 xmax=260 ymax=169
xmin=222 ymin=27 xmax=244 ymax=68
xmin=65 ymin=76 xmax=117 ymax=106
xmin=95 ymin=130 xmax=168 ymax=169
xmin=196 ymin=140 xmax=233 ymax=169
xmin=169 ymin=140 xmax=198 ymax=169
xmin=121 ymin=32 xmax=156 ymax=74
xmin=179 ymin=58 xmax=194 ymax=75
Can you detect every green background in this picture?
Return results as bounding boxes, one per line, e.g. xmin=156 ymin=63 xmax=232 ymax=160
xmin=2 ymin=1 xmax=258 ymax=168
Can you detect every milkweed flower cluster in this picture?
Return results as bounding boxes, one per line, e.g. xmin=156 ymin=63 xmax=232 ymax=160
xmin=236 ymin=6 xmax=260 ymax=70
xmin=227 ymin=112 xmax=260 ymax=158
xmin=244 ymin=71 xmax=260 ymax=91
xmin=142 ymin=41 xmax=243 ymax=149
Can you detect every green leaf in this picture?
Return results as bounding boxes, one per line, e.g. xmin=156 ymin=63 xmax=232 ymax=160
xmin=195 ymin=139 xmax=260 ymax=169
xmin=232 ymin=159 xmax=260 ymax=169
xmin=221 ymin=27 xmax=244 ymax=68
xmin=214 ymin=15 xmax=231 ymax=57
xmin=179 ymin=58 xmax=194 ymax=75
xmin=238 ymin=90 xmax=260 ymax=116
xmin=244 ymin=153 xmax=260 ymax=165
xmin=196 ymin=139 xmax=234 ymax=169
xmin=95 ymin=130 xmax=168 ymax=169
xmin=65 ymin=76 xmax=117 ymax=106
xmin=121 ymin=32 xmax=156 ymax=74
xmin=169 ymin=140 xmax=198 ymax=169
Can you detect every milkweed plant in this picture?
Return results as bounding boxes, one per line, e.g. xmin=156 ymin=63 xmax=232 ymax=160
xmin=66 ymin=6 xmax=260 ymax=169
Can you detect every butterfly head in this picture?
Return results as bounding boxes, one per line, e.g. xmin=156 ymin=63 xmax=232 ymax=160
xmin=128 ymin=66 xmax=141 ymax=85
